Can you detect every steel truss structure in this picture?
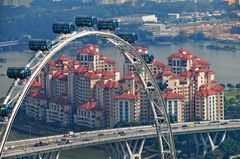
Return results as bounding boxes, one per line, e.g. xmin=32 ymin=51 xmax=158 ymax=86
xmin=0 ymin=30 xmax=176 ymax=159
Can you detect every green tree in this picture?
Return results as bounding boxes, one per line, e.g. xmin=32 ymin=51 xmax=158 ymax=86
xmin=220 ymin=84 xmax=225 ymax=89
xmin=236 ymin=95 xmax=240 ymax=100
xmin=227 ymin=83 xmax=235 ymax=90
xmin=236 ymin=83 xmax=240 ymax=90
xmin=174 ymin=31 xmax=188 ymax=42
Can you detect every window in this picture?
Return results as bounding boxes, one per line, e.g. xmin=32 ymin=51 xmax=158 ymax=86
xmin=119 ymin=101 xmax=123 ymax=121
xmin=125 ymin=101 xmax=129 ymax=122
xmin=174 ymin=100 xmax=178 ymax=115
xmin=173 ymin=60 xmax=176 ymax=66
xmin=168 ymin=101 xmax=172 ymax=113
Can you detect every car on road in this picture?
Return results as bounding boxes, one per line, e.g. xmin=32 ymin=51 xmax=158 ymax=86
xmin=118 ymin=131 xmax=126 ymax=136
xmin=82 ymin=138 xmax=91 ymax=142
xmin=194 ymin=121 xmax=201 ymax=125
xmin=69 ymin=131 xmax=77 ymax=137
xmin=3 ymin=145 xmax=15 ymax=151
xmin=63 ymin=133 xmax=70 ymax=137
xmin=182 ymin=124 xmax=188 ymax=129
xmin=220 ymin=122 xmax=228 ymax=125
xmin=138 ymin=129 xmax=144 ymax=133
xmin=98 ymin=133 xmax=104 ymax=137
xmin=57 ymin=138 xmax=72 ymax=145
xmin=208 ymin=120 xmax=220 ymax=126
xmin=33 ymin=141 xmax=49 ymax=147
xmin=172 ymin=126 xmax=178 ymax=129
xmin=187 ymin=124 xmax=194 ymax=128
xmin=230 ymin=119 xmax=240 ymax=122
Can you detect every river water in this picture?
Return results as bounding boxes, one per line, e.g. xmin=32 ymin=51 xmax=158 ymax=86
xmin=1 ymin=41 xmax=239 ymax=98
xmin=0 ymin=41 xmax=240 ymax=158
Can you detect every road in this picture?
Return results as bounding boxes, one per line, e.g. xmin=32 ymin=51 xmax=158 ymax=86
xmin=2 ymin=120 xmax=240 ymax=158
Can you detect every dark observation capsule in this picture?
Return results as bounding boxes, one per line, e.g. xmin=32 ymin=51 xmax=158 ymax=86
xmin=158 ymin=81 xmax=168 ymax=91
xmin=0 ymin=104 xmax=13 ymax=117
xmin=97 ymin=20 xmax=118 ymax=31
xmin=117 ymin=33 xmax=138 ymax=43
xmin=7 ymin=67 xmax=31 ymax=80
xmin=75 ymin=16 xmax=97 ymax=27
xmin=52 ymin=22 xmax=75 ymax=34
xmin=141 ymin=54 xmax=154 ymax=64
xmin=29 ymin=39 xmax=52 ymax=52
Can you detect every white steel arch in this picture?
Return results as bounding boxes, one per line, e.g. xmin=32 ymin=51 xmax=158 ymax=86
xmin=0 ymin=30 xmax=176 ymax=159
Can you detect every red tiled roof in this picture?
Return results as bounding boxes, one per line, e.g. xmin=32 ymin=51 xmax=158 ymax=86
xmin=70 ymin=60 xmax=80 ymax=65
xmin=77 ymin=101 xmax=96 ymax=110
xmin=196 ymin=89 xmax=217 ymax=97
xmin=164 ymin=67 xmax=171 ymax=71
xmin=76 ymin=48 xmax=100 ymax=55
xmin=180 ymin=71 xmax=195 ymax=78
xmin=135 ymin=46 xmax=148 ymax=54
xmin=114 ymin=92 xmax=139 ymax=100
xmin=212 ymin=84 xmax=224 ymax=92
xmin=84 ymin=72 xmax=99 ymax=79
xmin=162 ymin=71 xmax=178 ymax=78
xmin=162 ymin=92 xmax=184 ymax=99
xmin=104 ymin=80 xmax=119 ymax=89
xmin=31 ymin=80 xmax=41 ymax=87
xmin=119 ymin=72 xmax=139 ymax=82
xmin=99 ymin=71 xmax=115 ymax=79
xmin=30 ymin=90 xmax=46 ymax=99
xmin=142 ymin=47 xmax=148 ymax=52
xmin=47 ymin=60 xmax=55 ymax=66
xmin=75 ymin=65 xmax=87 ymax=74
xmin=211 ymin=80 xmax=217 ymax=83
xmin=168 ymin=48 xmax=192 ymax=60
xmin=178 ymin=48 xmax=190 ymax=53
xmin=135 ymin=45 xmax=143 ymax=49
xmin=103 ymin=58 xmax=116 ymax=64
xmin=153 ymin=60 xmax=166 ymax=67
xmin=53 ymin=70 xmax=67 ymax=80
xmin=196 ymin=59 xmax=210 ymax=66
xmin=196 ymin=69 xmax=215 ymax=74
xmin=168 ymin=53 xmax=192 ymax=60
xmin=59 ymin=54 xmax=68 ymax=61
xmin=86 ymin=43 xmax=95 ymax=47
xmin=192 ymin=55 xmax=200 ymax=59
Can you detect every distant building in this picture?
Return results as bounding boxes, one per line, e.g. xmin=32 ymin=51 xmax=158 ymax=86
xmin=47 ymin=96 xmax=72 ymax=126
xmin=141 ymin=23 xmax=166 ymax=37
xmin=0 ymin=0 xmax=32 ymax=7
xmin=97 ymin=0 xmax=130 ymax=4
xmin=113 ymin=90 xmax=140 ymax=125
xmin=25 ymin=88 xmax=47 ymax=121
xmin=24 ymin=44 xmax=224 ymax=128
xmin=74 ymin=100 xmax=103 ymax=129
xmin=95 ymin=80 xmax=119 ymax=128
xmin=164 ymin=48 xmax=224 ymax=121
xmin=168 ymin=13 xmax=180 ymax=19
xmin=117 ymin=14 xmax=158 ymax=24
xmin=163 ymin=91 xmax=185 ymax=123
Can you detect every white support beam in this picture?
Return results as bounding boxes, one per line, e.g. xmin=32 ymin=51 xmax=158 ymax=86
xmin=207 ymin=133 xmax=217 ymax=151
xmin=200 ymin=133 xmax=208 ymax=156
xmin=55 ymin=151 xmax=60 ymax=159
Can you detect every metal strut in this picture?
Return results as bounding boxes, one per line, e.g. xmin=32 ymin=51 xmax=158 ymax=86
xmin=116 ymin=42 xmax=176 ymax=159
